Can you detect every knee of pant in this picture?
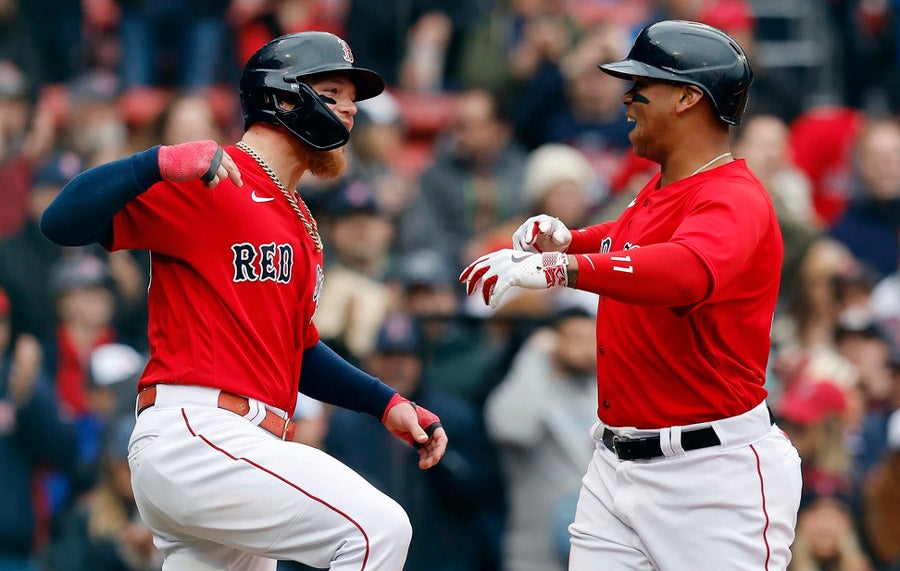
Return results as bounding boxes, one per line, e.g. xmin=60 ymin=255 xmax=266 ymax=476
xmin=371 ymin=500 xmax=412 ymax=549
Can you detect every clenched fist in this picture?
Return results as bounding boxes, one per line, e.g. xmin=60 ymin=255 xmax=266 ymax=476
xmin=512 ymin=215 xmax=572 ymax=253
xmin=158 ymin=140 xmax=242 ymax=188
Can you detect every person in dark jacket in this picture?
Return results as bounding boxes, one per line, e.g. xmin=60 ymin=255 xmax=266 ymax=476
xmin=829 ymin=119 xmax=900 ymax=279
xmin=0 ymin=286 xmax=78 ymax=570
xmin=324 ymin=313 xmax=505 ymax=571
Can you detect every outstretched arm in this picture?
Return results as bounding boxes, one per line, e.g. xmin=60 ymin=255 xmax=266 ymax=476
xmin=461 ymin=242 xmax=711 ymax=309
xmin=41 ymin=141 xmax=240 ymax=246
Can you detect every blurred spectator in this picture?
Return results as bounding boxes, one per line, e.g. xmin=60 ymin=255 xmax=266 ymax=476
xmin=736 ymin=114 xmax=818 ymax=227
xmin=520 ymin=143 xmax=606 ymax=227
xmin=826 ymin=0 xmax=898 ymax=112
xmin=852 ymin=347 xmax=900 ymax=490
xmin=734 ymin=113 xmax=821 ymax=308
xmin=777 ymin=380 xmax=854 ymax=503
xmin=16 ymin=0 xmax=81 ymax=85
xmin=41 ymin=254 xmax=126 ymax=504
xmin=314 ymin=179 xmax=394 ymax=360
xmin=866 ymin=239 xmax=900 ymax=356
xmin=343 ymin=1 xmax=482 ymax=89
xmin=42 ymin=414 xmax=162 ymax=570
xmin=512 ymin=20 xmax=632 ymax=165
xmin=789 ymin=106 xmax=867 ymax=226
xmin=0 ymin=58 xmax=57 ymax=239
xmin=44 ymin=254 xmax=119 ymax=413
xmin=231 ymin=0 xmax=347 ymax=67
xmin=388 ymin=248 xmax=509 ymax=405
xmin=860 ymin=408 xmax=900 ymax=569
xmin=829 ymin=119 xmax=900 ymax=280
xmin=87 ymin=342 xmax=146 ymax=420
xmin=349 ymin=92 xmax=421 ymax=214
xmin=140 ymin=91 xmax=231 ymax=149
xmin=397 ymin=11 xmax=453 ymax=93
xmin=325 ymin=312 xmax=504 ymax=571
xmin=62 ymin=70 xmax=130 ymax=164
xmin=0 ymin=0 xmax=43 ymax=90
xmin=0 ymin=286 xmax=78 ymax=569
xmin=457 ymin=0 xmax=581 ymax=104
xmin=484 ymin=306 xmax=598 ymax=571
xmin=115 ymin=0 xmax=232 ymax=93
xmin=0 ymin=151 xmax=86 ymax=340
xmin=789 ymin=491 xmax=873 ymax=571
xmin=397 ymin=88 xmax=528 ymax=269
xmin=834 ymin=312 xmax=894 ymax=416
xmin=771 ymin=237 xmax=859 ymax=358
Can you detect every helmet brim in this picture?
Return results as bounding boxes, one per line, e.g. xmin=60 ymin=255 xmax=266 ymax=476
xmin=598 ymin=60 xmax=681 ymax=83
xmin=345 ymin=68 xmax=385 ymax=102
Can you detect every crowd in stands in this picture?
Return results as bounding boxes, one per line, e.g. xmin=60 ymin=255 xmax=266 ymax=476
xmin=2 ymin=0 xmax=900 ymax=569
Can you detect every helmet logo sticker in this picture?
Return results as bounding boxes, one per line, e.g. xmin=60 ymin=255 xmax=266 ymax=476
xmin=338 ymin=39 xmax=354 ymax=64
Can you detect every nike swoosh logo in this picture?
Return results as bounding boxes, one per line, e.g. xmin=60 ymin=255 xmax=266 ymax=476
xmin=251 ymin=191 xmax=274 ymax=203
xmin=510 ymin=253 xmax=531 ymax=263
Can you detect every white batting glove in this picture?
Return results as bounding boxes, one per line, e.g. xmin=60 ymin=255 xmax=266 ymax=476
xmin=511 ymin=215 xmax=572 ymax=253
xmin=459 ymin=249 xmax=569 ymax=309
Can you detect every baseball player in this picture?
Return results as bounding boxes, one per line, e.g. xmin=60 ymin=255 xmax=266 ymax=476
xmin=40 ymin=31 xmax=447 ymax=570
xmin=460 ymin=20 xmax=802 ymax=571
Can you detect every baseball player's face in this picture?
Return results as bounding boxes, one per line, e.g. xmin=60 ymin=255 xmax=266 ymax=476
xmin=292 ymin=75 xmax=359 ymax=178
xmin=305 ymin=75 xmax=359 ymax=134
xmin=623 ymin=78 xmax=683 ymax=159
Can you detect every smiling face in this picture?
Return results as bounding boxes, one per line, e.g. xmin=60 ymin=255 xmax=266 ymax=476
xmin=622 ymin=77 xmax=707 ymax=163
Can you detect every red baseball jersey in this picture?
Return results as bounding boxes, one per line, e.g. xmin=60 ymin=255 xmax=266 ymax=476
xmin=588 ymin=159 xmax=782 ymax=428
xmin=106 ymin=146 xmax=324 ymax=414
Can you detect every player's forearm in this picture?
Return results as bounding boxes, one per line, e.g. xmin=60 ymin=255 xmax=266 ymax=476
xmin=299 ymin=341 xmax=396 ymax=418
xmin=567 ymin=242 xmax=711 ymax=306
xmin=40 ymin=146 xmax=163 ymax=246
xmin=566 ymin=223 xmax=613 ymax=253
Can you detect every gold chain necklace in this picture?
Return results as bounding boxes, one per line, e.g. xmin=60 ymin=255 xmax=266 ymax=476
xmin=236 ymin=141 xmax=323 ymax=251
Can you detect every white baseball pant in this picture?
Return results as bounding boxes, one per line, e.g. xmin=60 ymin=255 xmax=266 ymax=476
xmin=568 ymin=401 xmax=801 ymax=571
xmin=128 ymin=384 xmax=411 ymax=570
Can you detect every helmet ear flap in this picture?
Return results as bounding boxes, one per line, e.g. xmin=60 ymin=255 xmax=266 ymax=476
xmin=273 ymin=82 xmax=350 ymax=151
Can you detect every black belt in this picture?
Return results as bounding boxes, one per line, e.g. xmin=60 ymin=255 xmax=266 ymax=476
xmin=602 ymin=426 xmax=721 ymax=460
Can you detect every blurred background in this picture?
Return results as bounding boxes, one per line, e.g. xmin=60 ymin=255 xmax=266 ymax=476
xmin=2 ymin=0 xmax=900 ymax=569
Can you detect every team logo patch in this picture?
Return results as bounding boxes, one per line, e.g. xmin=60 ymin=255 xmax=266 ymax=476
xmin=338 ymin=39 xmax=354 ymax=64
xmin=600 ymin=237 xmax=612 ymax=254
xmin=312 ymin=264 xmax=324 ymax=318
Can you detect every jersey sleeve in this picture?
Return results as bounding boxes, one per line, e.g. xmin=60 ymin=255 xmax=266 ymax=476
xmin=568 ymin=222 xmax=614 ymax=253
xmin=107 ymin=179 xmax=215 ymax=255
xmin=670 ymin=181 xmax=773 ymax=293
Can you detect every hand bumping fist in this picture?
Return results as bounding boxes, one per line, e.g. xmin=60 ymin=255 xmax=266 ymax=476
xmin=511 ymin=215 xmax=572 ymax=253
xmin=459 ymin=249 xmax=569 ymax=309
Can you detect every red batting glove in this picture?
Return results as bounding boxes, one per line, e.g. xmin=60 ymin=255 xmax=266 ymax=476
xmin=158 ymin=140 xmax=226 ymax=185
xmin=381 ymin=393 xmax=442 ymax=448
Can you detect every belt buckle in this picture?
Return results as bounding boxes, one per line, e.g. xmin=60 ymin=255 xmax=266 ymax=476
xmin=611 ymin=433 xmax=631 ymax=457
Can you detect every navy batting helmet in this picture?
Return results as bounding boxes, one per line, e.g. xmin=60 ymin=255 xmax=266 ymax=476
xmin=599 ymin=20 xmax=753 ymax=125
xmin=240 ymin=31 xmax=385 ymax=150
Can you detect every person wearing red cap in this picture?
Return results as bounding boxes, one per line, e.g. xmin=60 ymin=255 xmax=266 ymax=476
xmin=0 ymin=287 xmax=9 ymax=319
xmin=777 ymin=380 xmax=853 ymax=503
